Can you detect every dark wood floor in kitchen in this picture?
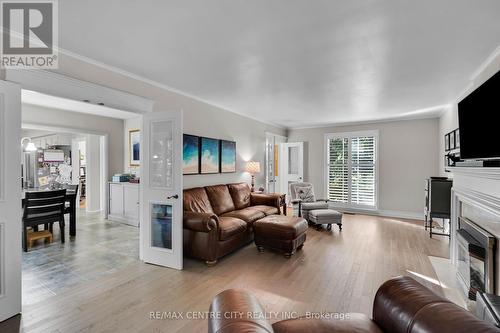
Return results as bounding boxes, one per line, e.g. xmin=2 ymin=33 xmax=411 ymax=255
xmin=3 ymin=213 xmax=448 ymax=333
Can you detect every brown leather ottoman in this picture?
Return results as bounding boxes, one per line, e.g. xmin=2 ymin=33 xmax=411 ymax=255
xmin=254 ymin=215 xmax=308 ymax=258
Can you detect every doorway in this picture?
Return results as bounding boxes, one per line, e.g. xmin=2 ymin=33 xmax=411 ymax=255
xmin=265 ymin=133 xmax=287 ymax=193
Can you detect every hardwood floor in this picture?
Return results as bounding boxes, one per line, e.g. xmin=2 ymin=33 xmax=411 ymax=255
xmin=22 ymin=211 xmax=139 ymax=305
xmin=4 ymin=214 xmax=449 ymax=333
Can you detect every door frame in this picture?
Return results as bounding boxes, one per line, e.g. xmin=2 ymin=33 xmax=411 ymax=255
xmin=22 ymin=123 xmax=109 ymax=217
xmin=280 ymin=142 xmax=304 ymax=196
xmin=265 ymin=132 xmax=287 ymax=193
xmin=3 ymin=69 xmax=155 ymax=317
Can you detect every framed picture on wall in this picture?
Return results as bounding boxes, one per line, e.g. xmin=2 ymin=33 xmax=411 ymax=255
xmin=183 ymin=134 xmax=200 ymax=175
xmin=455 ymin=129 xmax=460 ymax=149
xmin=129 ymin=129 xmax=140 ymax=166
xmin=220 ymin=140 xmax=236 ymax=173
xmin=200 ymin=137 xmax=220 ymax=174
xmin=445 ymin=133 xmax=450 ymax=151
xmin=450 ymin=130 xmax=456 ymax=150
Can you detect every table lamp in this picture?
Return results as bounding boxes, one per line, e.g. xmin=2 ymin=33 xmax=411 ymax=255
xmin=245 ymin=161 xmax=261 ymax=192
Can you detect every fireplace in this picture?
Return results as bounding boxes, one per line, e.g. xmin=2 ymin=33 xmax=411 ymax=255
xmin=456 ymin=217 xmax=496 ymax=300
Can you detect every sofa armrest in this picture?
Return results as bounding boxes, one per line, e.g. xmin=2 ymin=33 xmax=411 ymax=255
xmin=251 ymin=193 xmax=281 ymax=208
xmin=209 ymin=289 xmax=274 ymax=333
xmin=183 ymin=211 xmax=218 ymax=233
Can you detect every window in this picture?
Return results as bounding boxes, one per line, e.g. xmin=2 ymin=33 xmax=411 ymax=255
xmin=325 ymin=131 xmax=378 ymax=209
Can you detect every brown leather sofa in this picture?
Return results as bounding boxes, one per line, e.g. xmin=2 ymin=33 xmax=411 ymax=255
xmin=208 ymin=276 xmax=500 ymax=333
xmin=183 ymin=183 xmax=282 ymax=266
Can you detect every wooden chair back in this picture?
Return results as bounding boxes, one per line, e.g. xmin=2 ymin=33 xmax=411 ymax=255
xmin=23 ymin=189 xmax=67 ymax=226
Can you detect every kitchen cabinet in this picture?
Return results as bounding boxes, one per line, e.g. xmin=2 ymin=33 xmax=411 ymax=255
xmin=108 ymin=182 xmax=139 ymax=226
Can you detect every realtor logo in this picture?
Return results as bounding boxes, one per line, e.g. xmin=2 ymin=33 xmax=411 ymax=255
xmin=1 ymin=0 xmax=58 ymax=68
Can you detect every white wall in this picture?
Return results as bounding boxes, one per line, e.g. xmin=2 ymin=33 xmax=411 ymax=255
xmin=288 ymin=118 xmax=439 ymax=218
xmin=86 ymin=134 xmax=101 ymax=212
xmin=438 ymin=49 xmax=500 ymax=175
xmin=36 ymin=54 xmax=286 ymax=190
xmin=22 ymin=104 xmax=124 ymax=176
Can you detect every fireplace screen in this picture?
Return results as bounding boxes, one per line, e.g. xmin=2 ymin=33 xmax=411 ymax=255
xmin=456 ymin=217 xmax=495 ymax=299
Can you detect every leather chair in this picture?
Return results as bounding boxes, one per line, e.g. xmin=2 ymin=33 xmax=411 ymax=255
xmin=183 ymin=182 xmax=282 ymax=266
xmin=208 ymin=276 xmax=500 ymax=333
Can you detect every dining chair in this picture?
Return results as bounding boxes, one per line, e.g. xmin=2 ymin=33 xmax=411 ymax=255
xmin=22 ymin=189 xmax=67 ymax=252
xmin=61 ymin=184 xmax=79 ymax=214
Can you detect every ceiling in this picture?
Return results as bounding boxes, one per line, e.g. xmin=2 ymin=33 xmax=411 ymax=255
xmin=58 ymin=1 xmax=500 ymax=128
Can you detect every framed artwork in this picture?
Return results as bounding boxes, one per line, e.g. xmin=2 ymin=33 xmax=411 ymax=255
xmin=129 ymin=130 xmax=140 ymax=166
xmin=183 ymin=134 xmax=200 ymax=175
xmin=200 ymin=137 xmax=220 ymax=174
xmin=445 ymin=133 xmax=450 ymax=151
xmin=455 ymin=129 xmax=460 ymax=149
xmin=220 ymin=140 xmax=236 ymax=173
xmin=450 ymin=131 xmax=456 ymax=150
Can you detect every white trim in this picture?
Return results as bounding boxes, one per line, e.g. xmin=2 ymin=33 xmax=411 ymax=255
xmin=324 ymin=130 xmax=379 ymax=210
xmin=331 ymin=207 xmax=423 ymax=221
xmin=469 ymin=45 xmax=500 ymax=81
xmin=47 ymin=48 xmax=286 ymax=130
xmin=375 ymin=210 xmax=424 ymax=221
xmin=0 ymin=95 xmax=4 ymax=203
xmin=447 ymin=167 xmax=500 ymax=180
xmin=0 ymin=222 xmax=4 ymax=299
xmin=22 ymin=122 xmax=108 ymax=136
xmin=5 ymin=69 xmax=155 ymax=115
xmin=290 ymin=106 xmax=447 ymax=130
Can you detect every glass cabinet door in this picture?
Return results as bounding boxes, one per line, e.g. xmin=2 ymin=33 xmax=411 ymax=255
xmin=150 ymin=120 xmax=174 ymax=189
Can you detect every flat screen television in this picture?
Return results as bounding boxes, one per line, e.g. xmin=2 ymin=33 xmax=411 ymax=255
xmin=458 ymin=70 xmax=500 ymax=160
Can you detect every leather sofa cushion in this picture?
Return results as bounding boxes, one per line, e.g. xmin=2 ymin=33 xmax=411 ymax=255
xmin=409 ymin=302 xmax=500 ymax=333
xmin=254 ymin=216 xmax=308 ymax=240
xmin=228 ymin=183 xmax=251 ymax=209
xmin=206 ymin=185 xmax=236 ymax=215
xmin=372 ymin=276 xmax=452 ymax=333
xmin=222 ymin=208 xmax=265 ymax=224
xmin=218 ymin=217 xmax=247 ymax=241
xmin=273 ymin=314 xmax=383 ymax=333
xmin=209 ymin=289 xmax=274 ymax=333
xmin=251 ymin=205 xmax=279 ymax=216
xmin=183 ymin=187 xmax=214 ymax=213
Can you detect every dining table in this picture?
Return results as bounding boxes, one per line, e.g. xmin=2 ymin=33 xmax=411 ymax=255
xmin=22 ymin=187 xmax=78 ymax=237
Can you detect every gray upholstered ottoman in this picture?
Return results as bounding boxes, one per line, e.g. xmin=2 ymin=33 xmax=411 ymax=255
xmin=308 ymin=209 xmax=342 ymax=231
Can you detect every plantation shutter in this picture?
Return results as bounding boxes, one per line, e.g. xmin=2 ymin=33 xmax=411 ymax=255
xmin=327 ymin=132 xmax=377 ymax=209
xmin=351 ymin=136 xmax=376 ymax=207
xmin=327 ymin=138 xmax=349 ymax=203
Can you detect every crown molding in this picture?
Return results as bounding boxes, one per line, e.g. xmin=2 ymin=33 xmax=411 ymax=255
xmin=469 ymin=45 xmax=500 ymax=81
xmin=56 ymin=48 xmax=286 ymax=130
xmin=288 ymin=108 xmax=445 ymax=130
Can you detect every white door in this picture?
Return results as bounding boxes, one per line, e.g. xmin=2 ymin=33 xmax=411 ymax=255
xmin=0 ymin=81 xmax=22 ymax=321
xmin=281 ymin=142 xmax=304 ymax=196
xmin=140 ymin=110 xmax=183 ymax=270
xmin=265 ymin=133 xmax=287 ymax=193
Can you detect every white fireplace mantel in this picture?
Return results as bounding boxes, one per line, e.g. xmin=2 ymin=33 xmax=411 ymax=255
xmin=449 ymin=167 xmax=500 ymax=286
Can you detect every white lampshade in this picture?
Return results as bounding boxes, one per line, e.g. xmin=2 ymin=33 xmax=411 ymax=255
xmin=245 ymin=161 xmax=261 ymax=174
xmin=25 ymin=142 xmax=37 ymax=152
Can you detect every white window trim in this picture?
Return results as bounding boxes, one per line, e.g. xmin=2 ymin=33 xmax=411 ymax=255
xmin=324 ymin=130 xmax=379 ymax=211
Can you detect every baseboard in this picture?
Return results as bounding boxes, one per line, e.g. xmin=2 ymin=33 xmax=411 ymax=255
xmin=374 ymin=210 xmax=424 ymax=221
xmin=335 ymin=208 xmax=424 ymax=221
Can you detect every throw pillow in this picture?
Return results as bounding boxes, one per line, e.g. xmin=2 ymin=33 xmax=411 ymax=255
xmin=295 ymin=185 xmax=315 ymax=202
